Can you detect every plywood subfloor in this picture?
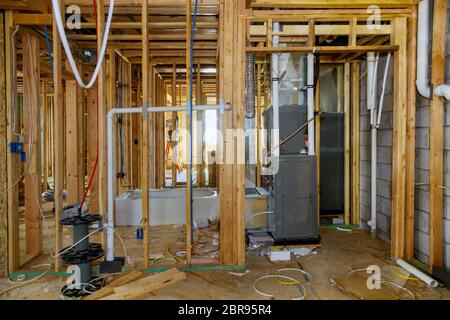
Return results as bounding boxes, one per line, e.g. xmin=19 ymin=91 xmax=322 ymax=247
xmin=1 ymin=209 xmax=449 ymax=300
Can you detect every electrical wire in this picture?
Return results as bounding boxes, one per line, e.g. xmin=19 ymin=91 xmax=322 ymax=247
xmin=0 ymin=264 xmax=52 ymax=298
xmin=253 ymin=275 xmax=306 ymax=300
xmin=51 ymin=0 xmax=115 ymax=89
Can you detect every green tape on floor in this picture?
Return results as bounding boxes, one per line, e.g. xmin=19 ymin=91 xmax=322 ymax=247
xmin=7 ymin=265 xmax=246 ymax=279
xmin=8 ymin=271 xmax=72 ymax=279
xmin=320 ymin=224 xmax=360 ymax=230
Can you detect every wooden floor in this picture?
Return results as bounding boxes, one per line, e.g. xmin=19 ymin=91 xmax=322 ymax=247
xmin=1 ymin=205 xmax=449 ymax=300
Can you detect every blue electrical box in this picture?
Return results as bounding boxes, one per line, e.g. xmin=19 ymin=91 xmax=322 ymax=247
xmin=9 ymin=141 xmax=23 ymax=154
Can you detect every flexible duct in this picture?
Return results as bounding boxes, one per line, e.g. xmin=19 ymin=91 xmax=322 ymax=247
xmin=245 ymin=54 xmax=256 ymax=119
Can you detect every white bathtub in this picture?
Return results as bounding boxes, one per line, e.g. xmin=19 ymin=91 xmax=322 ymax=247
xmin=115 ymin=188 xmax=218 ymax=226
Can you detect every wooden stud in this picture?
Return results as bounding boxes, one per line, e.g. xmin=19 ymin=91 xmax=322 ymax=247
xmin=390 ymin=18 xmax=408 ymax=259
xmin=87 ymin=86 xmax=99 ymax=213
xmin=185 ymin=0 xmax=193 ymax=266
xmin=0 ymin=11 xmax=8 ymax=276
xmin=256 ymin=62 xmax=262 ymax=187
xmin=351 ymin=63 xmax=360 ymax=225
xmin=404 ymin=6 xmax=417 ymax=261
xmin=5 ymin=10 xmax=20 ymax=273
xmin=196 ymin=64 xmax=205 ymax=187
xmin=65 ymin=80 xmax=82 ymax=203
xmin=142 ymin=0 xmax=150 ymax=268
xmin=343 ymin=63 xmax=351 ymax=225
xmin=23 ymin=31 xmax=42 ymax=256
xmin=53 ymin=0 xmax=65 ymax=269
xmin=97 ymin=0 xmax=107 ymax=249
xmin=171 ymin=64 xmax=178 ymax=187
xmin=429 ymin=0 xmax=446 ymax=269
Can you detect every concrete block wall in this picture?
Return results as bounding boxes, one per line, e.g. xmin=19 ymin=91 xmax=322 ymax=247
xmin=359 ymin=57 xmax=394 ymax=243
xmin=359 ymin=0 xmax=450 ymax=268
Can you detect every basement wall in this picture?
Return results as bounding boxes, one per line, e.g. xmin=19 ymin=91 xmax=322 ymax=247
xmin=359 ymin=1 xmax=450 ymax=268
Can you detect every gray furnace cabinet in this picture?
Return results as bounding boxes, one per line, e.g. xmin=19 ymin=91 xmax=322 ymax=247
xmin=269 ymin=155 xmax=319 ymax=243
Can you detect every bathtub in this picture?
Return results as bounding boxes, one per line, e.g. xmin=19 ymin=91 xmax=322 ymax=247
xmin=115 ymin=188 xmax=218 ymax=226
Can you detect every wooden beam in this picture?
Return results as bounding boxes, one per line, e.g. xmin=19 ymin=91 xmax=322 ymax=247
xmin=429 ymin=0 xmax=446 ymax=269
xmin=23 ymin=31 xmax=42 ymax=256
xmin=196 ymin=64 xmax=205 ymax=187
xmin=53 ymin=0 xmax=64 ymax=271
xmin=86 ymin=86 xmax=99 ymax=213
xmin=0 ymin=12 xmax=8 ymax=276
xmin=5 ymin=10 xmax=20 ymax=273
xmin=404 ymin=6 xmax=417 ymax=261
xmin=185 ymin=0 xmax=193 ymax=266
xmin=141 ymin=0 xmax=150 ymax=268
xmin=65 ymin=80 xmax=82 ymax=203
xmin=351 ymin=62 xmax=360 ymax=225
xmin=246 ymin=45 xmax=399 ymax=54
xmin=171 ymin=64 xmax=178 ymax=187
xmin=97 ymin=0 xmax=107 ymax=248
xmin=343 ymin=63 xmax=350 ymax=225
xmin=250 ymin=0 xmax=418 ymax=9
xmin=390 ymin=18 xmax=408 ymax=259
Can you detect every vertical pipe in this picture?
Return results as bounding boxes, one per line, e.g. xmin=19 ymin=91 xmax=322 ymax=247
xmin=106 ymin=114 xmax=114 ymax=260
xmin=307 ymin=53 xmax=315 ymax=156
xmin=367 ymin=52 xmax=379 ymax=235
xmin=271 ymin=21 xmax=280 ymax=160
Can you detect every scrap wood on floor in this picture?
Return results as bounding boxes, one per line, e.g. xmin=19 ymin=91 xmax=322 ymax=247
xmin=85 ymin=268 xmax=187 ymax=300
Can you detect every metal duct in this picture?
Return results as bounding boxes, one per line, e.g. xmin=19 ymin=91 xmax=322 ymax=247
xmin=245 ymin=54 xmax=256 ymax=119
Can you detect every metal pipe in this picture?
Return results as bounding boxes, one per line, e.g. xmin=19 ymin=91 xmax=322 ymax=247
xmin=272 ymin=21 xmax=280 ymax=161
xmin=307 ymin=53 xmax=315 ymax=155
xmin=105 ymin=101 xmax=231 ymax=261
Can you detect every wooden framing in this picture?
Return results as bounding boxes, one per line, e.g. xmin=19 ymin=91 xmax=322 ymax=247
xmin=343 ymin=63 xmax=351 ymax=225
xmin=22 ymin=30 xmax=42 ymax=256
xmin=0 ymin=11 xmax=7 ymax=276
xmin=65 ymin=80 xmax=83 ymax=203
xmin=97 ymin=0 xmax=107 ymax=249
xmin=2 ymin=0 xmax=436 ymax=272
xmin=390 ymin=17 xmax=408 ymax=259
xmin=428 ymin=0 xmax=446 ymax=269
xmin=404 ymin=6 xmax=417 ymax=261
xmin=351 ymin=63 xmax=360 ymax=225
xmin=5 ymin=10 xmax=20 ymax=273
xmin=185 ymin=0 xmax=192 ymax=266
xmin=141 ymin=0 xmax=150 ymax=268
xmin=86 ymin=86 xmax=99 ymax=213
xmin=53 ymin=0 xmax=64 ymax=271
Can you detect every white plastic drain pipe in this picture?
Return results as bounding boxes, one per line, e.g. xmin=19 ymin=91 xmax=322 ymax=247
xmin=396 ymin=258 xmax=439 ymax=287
xmin=416 ymin=0 xmax=450 ymax=101
xmin=51 ymin=0 xmax=115 ymax=89
xmin=367 ymin=52 xmax=379 ymax=234
xmin=106 ymin=101 xmax=231 ymax=261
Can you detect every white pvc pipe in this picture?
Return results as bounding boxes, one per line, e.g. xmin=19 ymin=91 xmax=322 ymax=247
xmin=307 ymin=53 xmax=315 ymax=156
xmin=106 ymin=101 xmax=231 ymax=261
xmin=376 ymin=53 xmax=392 ymax=128
xmin=272 ymin=21 xmax=280 ymax=160
xmin=434 ymin=84 xmax=450 ymax=101
xmin=416 ymin=0 xmax=432 ymax=99
xmin=51 ymin=0 xmax=114 ymax=89
xmin=367 ymin=52 xmax=379 ymax=234
xmin=396 ymin=258 xmax=439 ymax=288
